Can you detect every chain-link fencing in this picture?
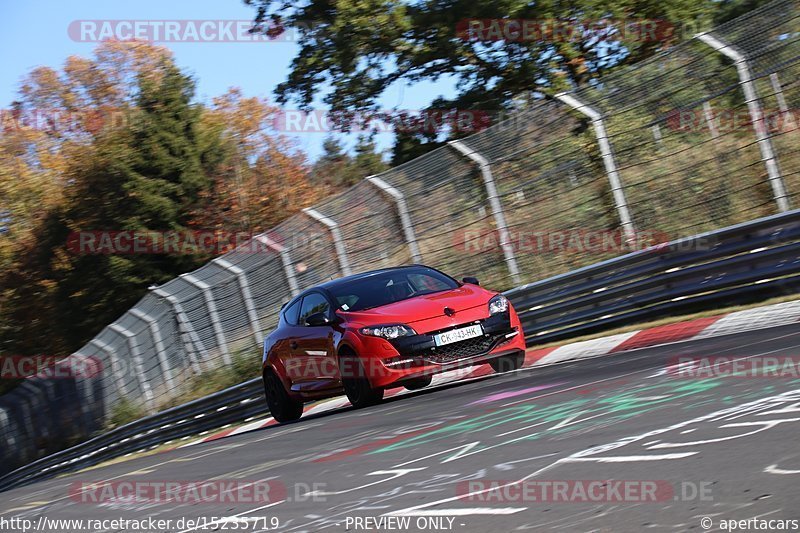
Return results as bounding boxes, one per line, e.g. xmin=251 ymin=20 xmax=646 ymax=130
xmin=1 ymin=0 xmax=798 ymax=474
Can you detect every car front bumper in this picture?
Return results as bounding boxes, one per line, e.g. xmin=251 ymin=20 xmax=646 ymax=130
xmin=362 ymin=309 xmax=527 ymax=388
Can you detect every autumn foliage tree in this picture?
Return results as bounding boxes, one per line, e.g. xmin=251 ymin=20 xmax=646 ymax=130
xmin=200 ymin=88 xmax=318 ymax=232
xmin=0 ymin=42 xmax=317 ymax=359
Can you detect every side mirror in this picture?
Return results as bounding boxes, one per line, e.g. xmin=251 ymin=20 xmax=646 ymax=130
xmin=462 ymin=276 xmax=480 ymax=286
xmin=305 ymin=311 xmax=331 ymax=327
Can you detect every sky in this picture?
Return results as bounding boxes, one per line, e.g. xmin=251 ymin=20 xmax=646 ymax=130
xmin=0 ymin=0 xmax=458 ymax=161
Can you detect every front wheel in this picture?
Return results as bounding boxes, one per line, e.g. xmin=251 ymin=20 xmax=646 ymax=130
xmin=340 ymin=353 xmax=384 ymax=408
xmin=263 ymin=370 xmax=303 ymax=423
xmin=489 ymin=350 xmax=525 ymax=373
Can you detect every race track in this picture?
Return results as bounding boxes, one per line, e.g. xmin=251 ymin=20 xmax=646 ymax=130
xmin=2 ymin=325 xmax=800 ymax=532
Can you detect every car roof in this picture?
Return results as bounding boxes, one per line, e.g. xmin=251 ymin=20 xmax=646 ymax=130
xmin=315 ymin=264 xmax=435 ymax=291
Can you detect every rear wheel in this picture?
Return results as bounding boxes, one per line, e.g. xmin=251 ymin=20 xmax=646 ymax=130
xmin=403 ymin=375 xmax=433 ymax=391
xmin=489 ymin=350 xmax=525 ymax=373
xmin=340 ymin=352 xmax=384 ymax=408
xmin=263 ymin=370 xmax=303 ymax=423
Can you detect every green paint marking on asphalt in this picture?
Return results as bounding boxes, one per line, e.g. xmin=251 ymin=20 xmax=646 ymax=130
xmin=369 ymin=377 xmax=724 ymax=455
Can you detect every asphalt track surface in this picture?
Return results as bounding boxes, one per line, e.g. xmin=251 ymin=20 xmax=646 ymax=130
xmin=2 ymin=325 xmax=800 ymax=532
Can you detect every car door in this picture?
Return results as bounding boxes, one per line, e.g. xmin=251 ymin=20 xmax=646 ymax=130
xmin=288 ymin=291 xmax=338 ymax=393
xmin=270 ymin=297 xmax=303 ymax=381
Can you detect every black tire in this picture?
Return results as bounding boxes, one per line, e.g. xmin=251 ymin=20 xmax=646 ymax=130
xmin=340 ymin=352 xmax=384 ymax=408
xmin=263 ymin=370 xmax=303 ymax=423
xmin=489 ymin=350 xmax=525 ymax=373
xmin=403 ymin=375 xmax=433 ymax=391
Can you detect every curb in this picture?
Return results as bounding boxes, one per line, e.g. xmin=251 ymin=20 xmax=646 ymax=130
xmin=179 ymin=298 xmax=800 ymax=448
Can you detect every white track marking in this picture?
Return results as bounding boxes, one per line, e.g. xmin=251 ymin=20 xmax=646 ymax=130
xmin=392 ymin=507 xmax=526 ymax=516
xmin=765 ymin=464 xmax=800 ymax=474
xmin=562 ymin=453 xmax=698 ymax=462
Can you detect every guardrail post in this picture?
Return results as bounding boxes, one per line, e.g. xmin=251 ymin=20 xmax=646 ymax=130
xmin=109 ymin=324 xmax=156 ymax=413
xmin=696 ymin=32 xmax=790 ymax=212
xmin=151 ymin=286 xmax=204 ymax=375
xmin=130 ymin=308 xmax=176 ymax=392
xmin=302 ymin=208 xmax=352 ymax=276
xmin=449 ymin=140 xmax=521 ymax=285
xmin=703 ymin=102 xmax=720 ymax=139
xmin=769 ymin=73 xmax=796 ymax=129
xmin=651 ymin=124 xmax=663 ymax=147
xmin=554 ymin=93 xmax=638 ymax=247
xmin=89 ymin=338 xmax=131 ymax=397
xmin=181 ymin=274 xmax=231 ymax=365
xmin=214 ymin=257 xmax=264 ymax=346
xmin=365 ymin=175 xmax=422 ymax=263
xmin=255 ymin=234 xmax=300 ymax=296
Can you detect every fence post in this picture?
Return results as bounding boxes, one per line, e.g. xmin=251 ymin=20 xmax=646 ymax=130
xmin=89 ymin=338 xmax=131 ymax=397
xmin=703 ymin=101 xmax=720 ymax=139
xmin=255 ymin=234 xmax=300 ymax=297
xmin=129 ymin=308 xmax=176 ymax=392
xmin=151 ymin=286 xmax=204 ymax=375
xmin=181 ymin=274 xmax=231 ymax=366
xmin=365 ymin=175 xmax=422 ymax=263
xmin=302 ymin=208 xmax=352 ymax=276
xmin=651 ymin=124 xmax=663 ymax=147
xmin=449 ymin=140 xmax=522 ymax=285
xmin=214 ymin=257 xmax=264 ymax=347
xmin=770 ymin=73 xmax=796 ymax=130
xmin=696 ymin=32 xmax=790 ymax=212
xmin=554 ymin=92 xmax=638 ymax=247
xmin=109 ymin=324 xmax=156 ymax=413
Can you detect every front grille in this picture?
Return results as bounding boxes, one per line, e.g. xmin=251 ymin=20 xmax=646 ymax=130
xmin=422 ymin=333 xmax=504 ymax=364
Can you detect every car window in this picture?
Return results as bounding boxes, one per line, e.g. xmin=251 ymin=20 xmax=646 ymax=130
xmin=298 ymin=292 xmax=331 ymax=325
xmin=408 ymin=272 xmax=453 ymax=292
xmin=283 ymin=298 xmax=302 ymax=325
xmin=329 ymin=267 xmax=459 ymax=311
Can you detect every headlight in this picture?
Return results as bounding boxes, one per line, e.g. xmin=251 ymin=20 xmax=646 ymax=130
xmin=488 ymin=294 xmax=509 ymax=314
xmin=360 ymin=324 xmax=417 ymax=339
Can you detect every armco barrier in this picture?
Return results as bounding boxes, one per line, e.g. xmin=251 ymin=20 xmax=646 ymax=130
xmin=3 ymin=0 xmax=799 ymax=482
xmin=3 ymin=209 xmax=800 ymax=492
xmin=508 ymin=209 xmax=800 ymax=344
xmin=0 ymin=378 xmax=263 ymax=492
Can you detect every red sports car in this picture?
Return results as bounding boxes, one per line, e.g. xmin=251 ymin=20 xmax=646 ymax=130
xmin=261 ymin=265 xmax=526 ymax=422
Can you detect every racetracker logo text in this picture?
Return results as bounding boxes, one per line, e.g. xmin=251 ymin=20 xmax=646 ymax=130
xmin=69 ymin=480 xmax=287 ymax=504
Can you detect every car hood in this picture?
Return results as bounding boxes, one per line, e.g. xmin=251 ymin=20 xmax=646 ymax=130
xmin=340 ymin=284 xmax=495 ymax=324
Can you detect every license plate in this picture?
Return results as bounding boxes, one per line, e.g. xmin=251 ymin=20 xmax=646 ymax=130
xmin=434 ymin=324 xmax=483 ymax=346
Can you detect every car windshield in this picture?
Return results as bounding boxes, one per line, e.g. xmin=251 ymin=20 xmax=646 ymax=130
xmin=328 ymin=267 xmax=459 ymax=311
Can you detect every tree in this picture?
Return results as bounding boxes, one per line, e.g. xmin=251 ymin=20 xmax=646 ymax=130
xmin=311 ymin=137 xmax=350 ymax=188
xmin=12 ymin=56 xmax=220 ymax=352
xmin=200 ymin=88 xmax=319 ymax=231
xmin=245 ymin=0 xmax=717 ymax=128
xmin=713 ymin=0 xmax=776 ymax=23
xmin=1 ymin=46 xmax=195 ymax=353
xmin=312 ymin=135 xmax=388 ymax=188
xmin=351 ymin=135 xmax=389 ymax=178
xmin=0 ymin=43 xmax=322 ymax=356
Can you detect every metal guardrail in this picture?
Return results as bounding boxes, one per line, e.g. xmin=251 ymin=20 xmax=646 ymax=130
xmin=2 ymin=209 xmax=800 ymax=493
xmin=507 ymin=209 xmax=800 ymax=344
xmin=0 ymin=379 xmax=264 ymax=492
